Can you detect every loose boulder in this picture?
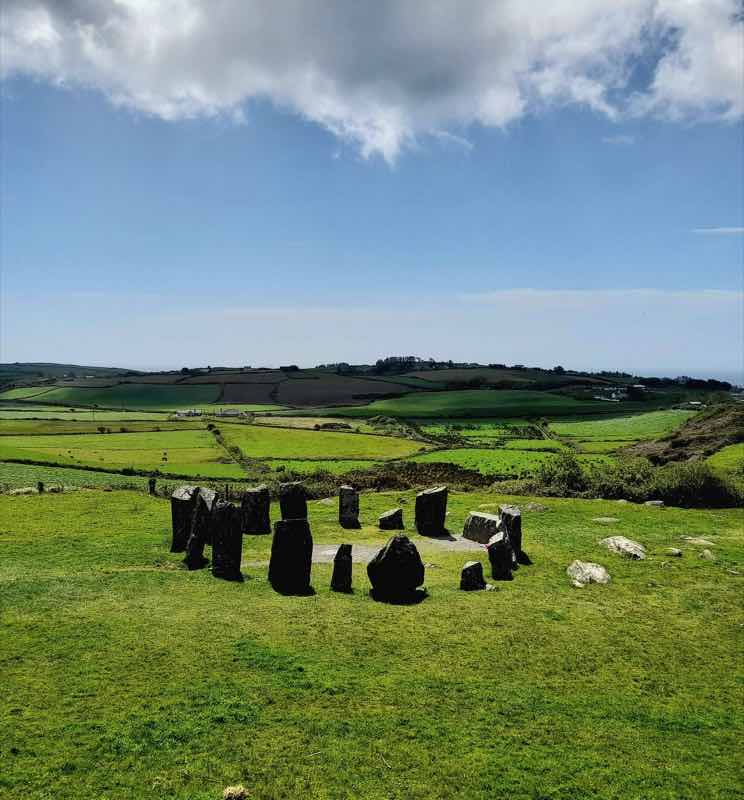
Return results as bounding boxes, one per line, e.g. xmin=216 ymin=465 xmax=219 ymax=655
xmin=331 ymin=543 xmax=353 ymax=592
xmin=279 ymin=482 xmax=307 ymax=520
xmin=567 ymin=560 xmax=611 ymax=587
xmin=415 ymin=486 xmax=448 ymax=536
xmin=241 ymin=484 xmax=271 ymax=534
xmin=666 ymin=547 xmax=683 ymax=557
xmin=268 ymin=518 xmax=314 ymax=594
xmin=460 ymin=560 xmax=486 ymax=591
xmin=211 ymin=501 xmax=243 ymax=580
xmin=463 ymin=511 xmax=502 ymax=544
xmin=170 ymin=485 xmax=199 ymax=553
xmin=338 ymin=486 xmax=360 ymax=529
xmin=600 ymin=536 xmax=646 ymax=560
xmin=486 ymin=531 xmax=514 ymax=581
xmin=699 ymin=549 xmax=715 ymax=561
xmin=379 ymin=508 xmax=404 ymax=530
xmin=367 ymin=535 xmax=425 ymax=602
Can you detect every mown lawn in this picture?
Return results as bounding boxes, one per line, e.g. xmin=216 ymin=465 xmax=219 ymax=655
xmin=0 ymin=490 xmax=741 ymax=799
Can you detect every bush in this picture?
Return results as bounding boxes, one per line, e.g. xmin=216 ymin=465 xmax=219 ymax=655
xmin=533 ymin=451 xmax=586 ymax=494
xmin=651 ymin=460 xmax=740 ymax=508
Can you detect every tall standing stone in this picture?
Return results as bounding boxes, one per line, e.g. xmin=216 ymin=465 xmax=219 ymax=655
xmin=499 ymin=505 xmax=523 ymax=560
xmin=184 ymin=488 xmax=217 ymax=570
xmin=331 ymin=544 xmax=353 ymax=592
xmin=462 ymin=511 xmax=503 ymax=544
xmin=279 ymin=482 xmax=307 ymax=520
xmin=487 ymin=531 xmax=513 ymax=581
xmin=338 ymin=486 xmax=360 ymax=529
xmin=367 ymin=535 xmax=425 ymax=602
xmin=269 ymin=518 xmax=314 ymax=594
xmin=170 ymin=485 xmax=199 ymax=553
xmin=415 ymin=486 xmax=448 ymax=536
xmin=211 ymin=501 xmax=243 ymax=581
xmin=37 ymin=481 xmax=45 ymax=494
xmin=241 ymin=485 xmax=271 ymax=534
xmin=379 ymin=508 xmax=404 ymax=530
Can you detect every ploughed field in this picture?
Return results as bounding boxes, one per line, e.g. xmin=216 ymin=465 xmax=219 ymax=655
xmin=1 ymin=489 xmax=741 ymax=799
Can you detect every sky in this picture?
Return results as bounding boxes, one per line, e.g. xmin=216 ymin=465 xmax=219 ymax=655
xmin=1 ymin=1 xmax=742 ymax=382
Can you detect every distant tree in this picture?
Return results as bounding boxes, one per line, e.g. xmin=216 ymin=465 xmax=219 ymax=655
xmin=180 ymin=367 xmax=191 ymax=375
xmin=553 ymin=365 xmax=565 ymax=374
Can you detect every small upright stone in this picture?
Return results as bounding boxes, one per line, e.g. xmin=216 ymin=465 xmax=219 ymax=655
xmin=415 ymin=486 xmax=448 ymax=536
xmin=331 ymin=544 xmax=353 ymax=592
xmin=211 ymin=501 xmax=243 ymax=581
xmin=460 ymin=561 xmax=486 ymax=591
xmin=486 ymin=531 xmax=513 ymax=581
xmin=170 ymin=485 xmax=199 ymax=553
xmin=279 ymin=481 xmax=307 ymax=520
xmin=241 ymin=484 xmax=271 ymax=534
xmin=379 ymin=508 xmax=404 ymax=530
xmin=463 ymin=511 xmax=503 ymax=544
xmin=195 ymin=487 xmax=218 ymax=544
xmin=367 ymin=535 xmax=425 ymax=602
xmin=147 ymin=477 xmax=156 ymax=496
xmin=338 ymin=486 xmax=360 ymax=529
xmin=37 ymin=481 xmax=45 ymax=494
xmin=499 ymin=505 xmax=523 ymax=556
xmin=269 ymin=518 xmax=314 ymax=594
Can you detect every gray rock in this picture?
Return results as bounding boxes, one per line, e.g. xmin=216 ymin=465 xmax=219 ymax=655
xmin=170 ymin=485 xmax=199 ymax=553
xmin=211 ymin=501 xmax=243 ymax=581
xmin=460 ymin=560 xmax=486 ymax=591
xmin=9 ymin=486 xmax=38 ymax=495
xmin=683 ymin=537 xmax=715 ymax=546
xmin=699 ymin=549 xmax=715 ymax=561
xmin=379 ymin=507 xmax=404 ymax=530
xmin=666 ymin=547 xmax=683 ymax=557
xmin=645 ymin=500 xmax=665 ymax=507
xmin=184 ymin=488 xmax=217 ymax=570
xmin=486 ymin=531 xmax=513 ymax=581
xmin=338 ymin=485 xmax=360 ymax=529
xmin=279 ymin=481 xmax=307 ymax=520
xmin=525 ymin=502 xmax=549 ymax=512
xmin=367 ymin=535 xmax=425 ymax=602
xmin=269 ymin=518 xmax=313 ymax=594
xmin=567 ymin=560 xmax=611 ymax=586
xmin=331 ymin=543 xmax=352 ymax=592
xmin=241 ymin=484 xmax=271 ymax=534
xmin=600 ymin=536 xmax=647 ymax=560
xmin=462 ymin=511 xmax=502 ymax=544
xmin=415 ymin=486 xmax=448 ymax=536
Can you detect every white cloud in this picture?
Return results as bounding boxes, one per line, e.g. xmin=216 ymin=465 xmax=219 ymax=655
xmin=692 ymin=227 xmax=744 ymax=235
xmin=1 ymin=1 xmax=742 ymax=162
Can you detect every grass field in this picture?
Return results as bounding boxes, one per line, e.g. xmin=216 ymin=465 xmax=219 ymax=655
xmin=0 ymin=461 xmax=152 ymax=490
xmin=266 ymin=459 xmax=386 ymax=475
xmin=1 ymin=489 xmax=741 ymax=799
xmin=706 ymin=442 xmax=744 ymax=475
xmin=549 ymin=410 xmax=695 ymax=441
xmin=0 ymin=419 xmax=204 ymax=436
xmin=0 ymin=409 xmax=172 ymax=421
xmin=412 ymin=448 xmax=611 ymax=476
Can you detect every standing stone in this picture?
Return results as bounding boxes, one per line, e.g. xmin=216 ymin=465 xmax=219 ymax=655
xmin=463 ymin=511 xmax=503 ymax=544
xmin=241 ymin=485 xmax=271 ymax=534
xmin=279 ymin=482 xmax=307 ymax=520
xmin=184 ymin=489 xmax=217 ymax=570
xmin=37 ymin=481 xmax=45 ymax=494
xmin=367 ymin=535 xmax=425 ymax=602
xmin=170 ymin=485 xmax=199 ymax=553
xmin=339 ymin=486 xmax=360 ymax=529
xmin=331 ymin=544 xmax=353 ymax=592
xmin=211 ymin=501 xmax=243 ymax=581
xmin=499 ymin=505 xmax=523 ymax=557
xmin=486 ymin=531 xmax=513 ymax=581
xmin=379 ymin=508 xmax=404 ymax=530
xmin=460 ymin=561 xmax=487 ymax=591
xmin=415 ymin=486 xmax=448 ymax=536
xmin=147 ymin=477 xmax=156 ymax=496
xmin=269 ymin=518 xmax=314 ymax=594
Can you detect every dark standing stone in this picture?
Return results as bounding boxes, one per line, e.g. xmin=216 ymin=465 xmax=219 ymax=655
xmin=184 ymin=488 xmax=217 ymax=570
xmin=331 ymin=543 xmax=353 ymax=592
xmin=196 ymin=488 xmax=218 ymax=545
xmin=339 ymin=486 xmax=360 ymax=529
xmin=460 ymin=560 xmax=487 ymax=591
xmin=462 ymin=511 xmax=503 ymax=544
xmin=211 ymin=501 xmax=243 ymax=581
xmin=241 ymin=484 xmax=271 ymax=534
xmin=269 ymin=518 xmax=314 ymax=594
xmin=487 ymin=531 xmax=514 ymax=581
xmin=367 ymin=535 xmax=425 ymax=602
xmin=170 ymin=485 xmax=199 ymax=553
xmin=415 ymin=486 xmax=448 ymax=536
xmin=379 ymin=508 xmax=404 ymax=530
xmin=499 ymin=505 xmax=523 ymax=561
xmin=147 ymin=477 xmax=156 ymax=496
xmin=37 ymin=481 xmax=45 ymax=494
xmin=279 ymin=482 xmax=307 ymax=520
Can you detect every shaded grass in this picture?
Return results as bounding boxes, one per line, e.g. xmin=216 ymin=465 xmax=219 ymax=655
xmin=16 ymin=383 xmax=221 ymax=410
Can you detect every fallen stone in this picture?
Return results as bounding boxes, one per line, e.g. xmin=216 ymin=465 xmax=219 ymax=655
xmin=170 ymin=485 xmax=199 ymax=553
xmin=462 ymin=511 xmax=502 ymax=544
xmin=223 ymin=786 xmax=248 ymax=800
xmin=338 ymin=485 xmax=360 ymax=529
xmin=666 ymin=547 xmax=683 ymax=557
xmin=524 ymin=502 xmax=549 ymax=512
xmin=699 ymin=549 xmax=715 ymax=561
xmin=211 ymin=501 xmax=243 ymax=581
xmin=379 ymin=507 xmax=404 ymax=530
xmin=567 ymin=560 xmax=611 ymax=586
xmin=269 ymin=518 xmax=313 ymax=594
xmin=415 ymin=486 xmax=448 ymax=536
xmin=241 ymin=484 xmax=271 ymax=535
xmin=460 ymin=560 xmax=486 ymax=591
xmin=279 ymin=482 xmax=307 ymax=520
xmin=367 ymin=535 xmax=425 ymax=602
xmin=592 ymin=517 xmax=620 ymax=524
xmin=645 ymin=500 xmax=665 ymax=507
xmin=600 ymin=536 xmax=646 ymax=560
xmin=8 ymin=486 xmax=37 ymax=496
xmin=486 ymin=531 xmax=513 ymax=581
xmin=331 ymin=543 xmax=352 ymax=592
xmin=683 ymin=537 xmax=715 ymax=546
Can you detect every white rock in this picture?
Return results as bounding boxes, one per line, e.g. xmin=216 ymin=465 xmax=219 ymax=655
xmin=683 ymin=537 xmax=715 ymax=546
xmin=645 ymin=500 xmax=665 ymax=507
xmin=600 ymin=536 xmax=646 ymax=560
xmin=666 ymin=547 xmax=683 ymax=557
xmin=567 ymin=560 xmax=611 ymax=586
xmin=699 ymin=549 xmax=715 ymax=561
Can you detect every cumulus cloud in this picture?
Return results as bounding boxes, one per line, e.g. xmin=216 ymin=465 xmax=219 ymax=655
xmin=1 ymin=1 xmax=742 ymax=161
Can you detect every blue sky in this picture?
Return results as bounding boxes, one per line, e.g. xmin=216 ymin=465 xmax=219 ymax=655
xmin=1 ymin=2 xmax=742 ymax=381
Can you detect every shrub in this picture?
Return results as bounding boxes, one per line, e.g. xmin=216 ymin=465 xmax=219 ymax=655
xmin=651 ymin=460 xmax=740 ymax=508
xmin=533 ymin=451 xmax=586 ymax=494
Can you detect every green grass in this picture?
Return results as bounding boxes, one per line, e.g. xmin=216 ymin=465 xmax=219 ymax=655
xmin=0 ymin=461 xmax=151 ymax=490
xmin=264 ymin=459 xmax=386 ymax=475
xmin=0 ymin=409 xmax=173 ymax=420
xmin=706 ymin=442 xmax=744 ymax=476
xmin=219 ymin=422 xmax=426 ymax=461
xmin=0 ymin=419 xmax=204 ymax=436
xmin=0 ymin=429 xmax=245 ymax=479
xmin=550 ymin=410 xmax=695 ymax=441
xmin=412 ymin=448 xmax=611 ymax=476
xmin=0 ymin=489 xmax=741 ymax=799
xmin=10 ymin=383 xmax=222 ymax=410
xmin=0 ymin=386 xmax=57 ymax=400
xmin=503 ymin=438 xmax=569 ymax=451
xmin=574 ymin=440 xmax=637 ymax=454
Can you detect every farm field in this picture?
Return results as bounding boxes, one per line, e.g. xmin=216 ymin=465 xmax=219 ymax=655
xmin=1 ymin=489 xmax=741 ymax=799
xmin=0 ymin=461 xmax=152 ymax=490
xmin=707 ymin=442 xmax=744 ymax=476
xmin=549 ymin=410 xmax=695 ymax=441
xmin=253 ymin=415 xmax=375 ymax=433
xmin=0 ymin=419 xmax=204 ymax=436
xmin=0 ymin=408 xmax=173 ymax=421
xmin=412 ymin=447 xmax=611 ymax=476
xmin=265 ymin=459 xmax=386 ymax=475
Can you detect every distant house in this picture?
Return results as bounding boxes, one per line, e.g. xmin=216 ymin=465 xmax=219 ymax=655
xmin=213 ymin=409 xmax=242 ymax=417
xmin=175 ymin=409 xmax=202 ymax=417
